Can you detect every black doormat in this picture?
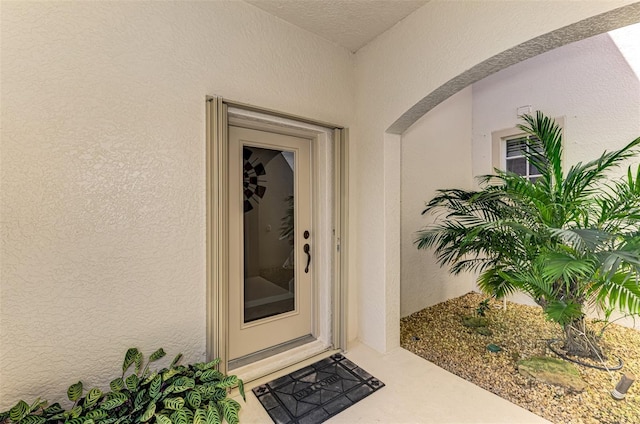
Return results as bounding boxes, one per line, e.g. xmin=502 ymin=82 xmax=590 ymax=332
xmin=252 ymin=353 xmax=385 ymax=424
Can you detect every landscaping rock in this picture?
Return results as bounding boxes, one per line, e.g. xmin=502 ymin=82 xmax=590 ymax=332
xmin=462 ymin=316 xmax=488 ymax=328
xmin=476 ymin=327 xmax=493 ymax=336
xmin=517 ymin=356 xmax=587 ymax=392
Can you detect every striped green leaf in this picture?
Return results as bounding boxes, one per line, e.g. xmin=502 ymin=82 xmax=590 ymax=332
xmin=133 ymin=389 xmax=147 ymax=411
xmin=143 ymin=371 xmax=158 ymax=386
xmin=84 ymin=419 xmax=94 ymax=424
xmin=110 ymin=378 xmax=125 ymax=392
xmin=199 ymin=370 xmax=223 ymax=383
xmin=163 ymin=398 xmax=184 ymax=411
xmin=67 ymin=405 xmax=82 ymax=418
xmin=182 ymin=409 xmax=193 ymax=423
xmin=17 ymin=415 xmax=45 ymax=424
xmin=101 ymin=392 xmax=127 ymax=411
xmin=85 ymin=409 xmax=108 ymax=420
xmin=210 ymin=388 xmax=227 ymax=402
xmin=84 ymin=388 xmax=103 ymax=408
xmin=67 ymin=382 xmax=83 ymax=402
xmin=149 ymin=348 xmax=166 ymax=363
xmin=9 ymin=401 xmax=29 ymax=423
xmin=185 ymin=391 xmax=201 ymax=409
xmin=214 ymin=376 xmax=237 ymax=390
xmin=205 ymin=406 xmax=221 ymax=424
xmin=162 ymin=369 xmax=180 ymax=382
xmin=237 ymin=379 xmax=245 ymax=402
xmin=219 ymin=399 xmax=240 ymax=424
xmin=169 ymin=410 xmax=187 ymax=424
xmin=195 ymin=359 xmax=220 ymax=371
xmin=97 ymin=417 xmax=117 ymax=424
xmin=123 ymin=348 xmax=140 ymax=374
xmin=28 ymin=399 xmax=45 ymax=413
xmin=154 ymin=414 xmax=172 ymax=424
xmin=193 ymin=408 xmax=207 ymax=424
xmin=134 ymin=351 xmax=143 ymax=374
xmin=149 ymin=375 xmax=162 ymax=399
xmin=125 ymin=374 xmax=139 ymax=391
xmin=64 ymin=417 xmax=85 ymax=424
xmin=170 ymin=354 xmax=183 ymax=369
xmin=170 ymin=377 xmax=195 ymax=393
xmin=43 ymin=403 xmax=65 ymax=417
xmin=139 ymin=402 xmax=156 ymax=422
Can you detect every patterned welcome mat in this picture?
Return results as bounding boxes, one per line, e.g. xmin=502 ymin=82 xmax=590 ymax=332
xmin=252 ymin=353 xmax=385 ymax=424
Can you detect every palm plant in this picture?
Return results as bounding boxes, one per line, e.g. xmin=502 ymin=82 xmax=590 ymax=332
xmin=416 ymin=111 xmax=640 ymax=359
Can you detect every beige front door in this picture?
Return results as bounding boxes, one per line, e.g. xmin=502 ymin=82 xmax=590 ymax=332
xmin=228 ymin=126 xmax=313 ymax=362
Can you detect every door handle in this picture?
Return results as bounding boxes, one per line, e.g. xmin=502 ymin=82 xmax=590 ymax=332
xmin=303 ymin=243 xmax=311 ymax=273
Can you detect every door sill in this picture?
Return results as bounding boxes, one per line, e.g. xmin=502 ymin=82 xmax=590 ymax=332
xmin=229 ymin=339 xmax=333 ymax=385
xmin=228 ymin=334 xmax=316 ymax=370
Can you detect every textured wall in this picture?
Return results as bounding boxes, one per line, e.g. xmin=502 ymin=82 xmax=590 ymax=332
xmin=0 ymin=1 xmax=353 ymax=409
xmin=473 ymin=32 xmax=640 ymax=178
xmin=400 ymin=87 xmax=473 ymax=318
xmin=353 ymin=0 xmax=638 ymax=352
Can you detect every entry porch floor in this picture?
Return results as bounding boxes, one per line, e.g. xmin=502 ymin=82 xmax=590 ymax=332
xmin=234 ymin=342 xmax=551 ymax=423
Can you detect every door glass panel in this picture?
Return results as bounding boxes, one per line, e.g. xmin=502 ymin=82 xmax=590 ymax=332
xmin=242 ymin=145 xmax=296 ymax=323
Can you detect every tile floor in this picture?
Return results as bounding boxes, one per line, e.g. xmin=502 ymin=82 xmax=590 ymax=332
xmin=234 ymin=342 xmax=551 ymax=423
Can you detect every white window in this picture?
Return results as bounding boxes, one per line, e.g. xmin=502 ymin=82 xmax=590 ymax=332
xmin=504 ymin=135 xmax=543 ymax=182
xmin=491 ymin=117 xmax=564 ymax=183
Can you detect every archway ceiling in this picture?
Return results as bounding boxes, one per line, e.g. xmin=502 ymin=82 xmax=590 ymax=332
xmin=244 ymin=1 xmax=640 ymax=134
xmin=243 ymin=0 xmax=428 ymax=53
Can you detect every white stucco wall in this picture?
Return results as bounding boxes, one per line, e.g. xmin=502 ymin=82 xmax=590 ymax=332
xmin=353 ymin=0 xmax=639 ymax=352
xmin=400 ymin=87 xmax=474 ymax=317
xmin=473 ymin=32 xmax=640 ymax=179
xmin=0 ymin=1 xmax=354 ymax=409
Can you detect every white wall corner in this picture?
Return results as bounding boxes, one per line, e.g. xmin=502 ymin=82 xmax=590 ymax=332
xmin=384 ymin=132 xmax=402 ymax=352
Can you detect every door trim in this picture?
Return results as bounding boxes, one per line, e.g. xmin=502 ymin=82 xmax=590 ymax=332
xmin=206 ymin=96 xmax=348 ymax=377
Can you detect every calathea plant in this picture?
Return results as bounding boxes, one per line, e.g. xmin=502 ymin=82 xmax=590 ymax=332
xmin=0 ymin=348 xmax=245 ymax=424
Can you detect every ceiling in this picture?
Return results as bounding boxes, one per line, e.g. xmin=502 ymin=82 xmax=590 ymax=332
xmin=244 ymin=0 xmax=429 ymax=52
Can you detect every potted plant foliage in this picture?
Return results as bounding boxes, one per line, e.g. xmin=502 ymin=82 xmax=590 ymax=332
xmin=0 ymin=348 xmax=244 ymax=424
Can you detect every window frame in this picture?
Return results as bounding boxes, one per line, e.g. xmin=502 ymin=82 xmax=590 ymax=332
xmin=491 ymin=116 xmax=564 ymax=181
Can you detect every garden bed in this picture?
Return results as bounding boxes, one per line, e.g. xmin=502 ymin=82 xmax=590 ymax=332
xmin=400 ymin=292 xmax=640 ymax=424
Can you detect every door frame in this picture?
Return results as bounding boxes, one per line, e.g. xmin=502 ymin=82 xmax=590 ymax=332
xmin=206 ymin=96 xmax=349 ymax=377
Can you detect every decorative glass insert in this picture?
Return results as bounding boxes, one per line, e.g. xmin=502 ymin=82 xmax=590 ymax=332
xmin=242 ymin=145 xmax=296 ymax=323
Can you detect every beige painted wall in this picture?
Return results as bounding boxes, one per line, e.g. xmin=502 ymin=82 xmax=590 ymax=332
xmin=0 ymin=1 xmax=354 ymax=409
xmin=400 ymin=87 xmax=474 ymax=317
